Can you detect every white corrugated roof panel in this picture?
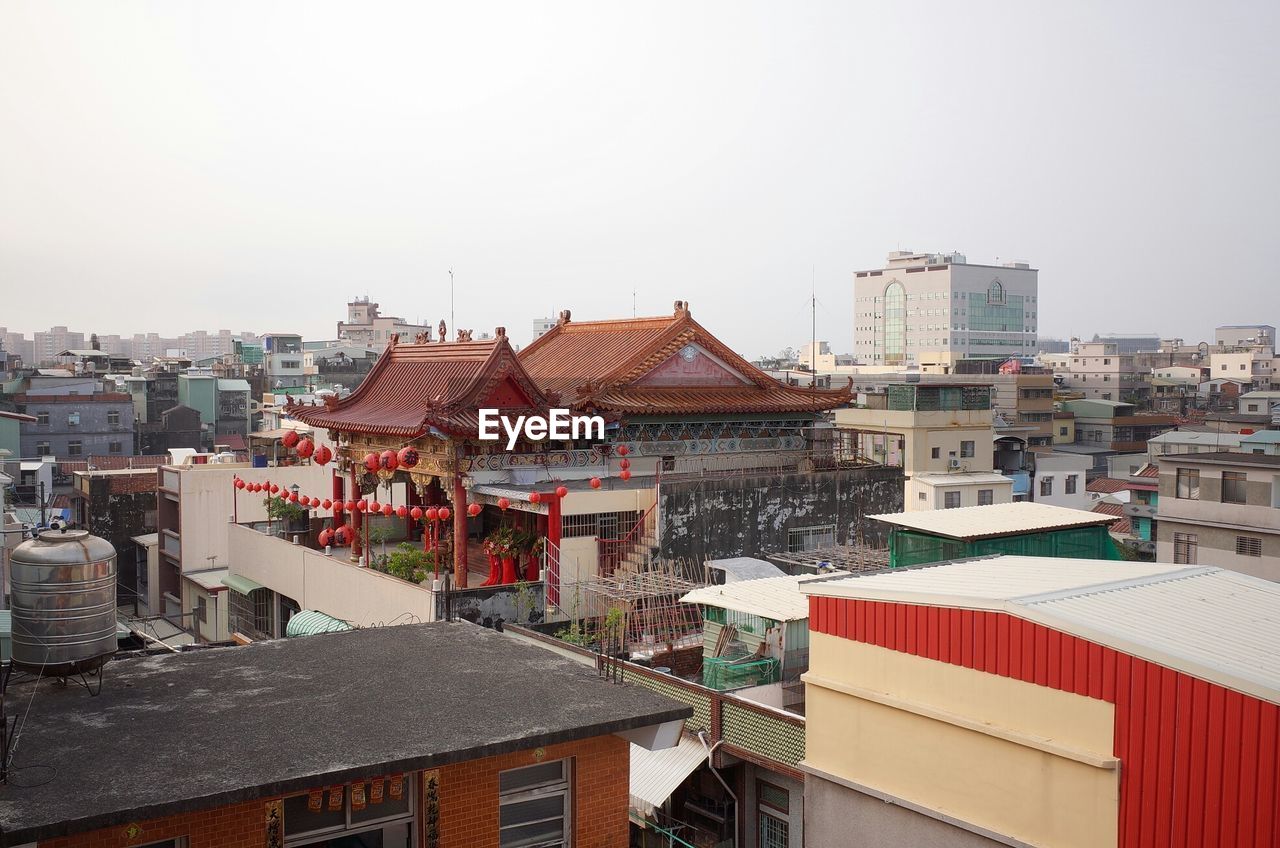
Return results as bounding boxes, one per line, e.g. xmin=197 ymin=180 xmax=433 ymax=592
xmin=681 ymin=576 xmax=811 ymax=622
xmin=869 ymin=501 xmax=1115 ymax=540
xmin=630 ymin=736 xmax=706 ymax=816
xmin=705 ymin=557 xmax=785 ymax=582
xmin=803 ymin=556 xmax=1280 ymax=704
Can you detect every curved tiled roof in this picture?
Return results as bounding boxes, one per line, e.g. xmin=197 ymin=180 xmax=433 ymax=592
xmin=289 ymin=336 xmax=550 ymax=438
xmin=519 ymin=303 xmax=852 ymax=415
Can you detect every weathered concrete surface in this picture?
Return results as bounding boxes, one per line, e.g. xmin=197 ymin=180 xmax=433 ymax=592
xmin=658 ymin=464 xmax=904 ymax=561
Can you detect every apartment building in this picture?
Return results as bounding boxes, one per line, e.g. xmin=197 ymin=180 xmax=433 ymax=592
xmin=337 ymin=296 xmax=432 ymax=351
xmin=853 ymin=250 xmax=1038 ymax=368
xmin=1155 ymin=451 xmax=1280 ymax=581
xmin=1065 ymin=341 xmax=1148 ymax=402
xmin=15 ymin=392 xmax=136 ymax=458
xmin=30 ymin=325 xmax=85 ymax=364
xmin=262 ymin=332 xmax=306 ymax=389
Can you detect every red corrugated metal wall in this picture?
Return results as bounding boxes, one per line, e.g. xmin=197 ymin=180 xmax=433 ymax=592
xmin=809 ymin=596 xmax=1280 ymax=847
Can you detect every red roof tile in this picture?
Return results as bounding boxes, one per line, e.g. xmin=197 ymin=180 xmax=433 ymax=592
xmin=1091 ymin=501 xmax=1132 ymax=536
xmin=289 ymin=335 xmax=550 ymax=438
xmin=1086 ymin=477 xmax=1129 ymax=493
xmin=1136 ymin=463 xmax=1160 ymax=478
xmin=519 ymin=303 xmax=852 ymax=415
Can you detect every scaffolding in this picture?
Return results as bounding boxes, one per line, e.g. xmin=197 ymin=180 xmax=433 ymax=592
xmin=763 ymin=543 xmax=892 ymax=575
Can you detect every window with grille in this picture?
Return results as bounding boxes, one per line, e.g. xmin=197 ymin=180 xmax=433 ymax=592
xmin=960 ymin=440 xmax=975 ymax=458
xmin=1040 ymin=477 xmax=1053 ymax=496
xmin=1236 ymin=536 xmax=1263 ymax=557
xmin=758 ymin=780 xmax=790 ymax=848
xmin=499 ymin=760 xmax=571 ymax=848
xmin=196 ymin=596 xmax=208 ymax=624
xmin=37 ymin=411 xmax=49 ymax=426
xmin=109 ymin=441 xmax=123 ymax=454
xmin=560 ymin=510 xmax=642 ymax=539
xmin=67 ymin=411 xmax=80 ymax=426
xmin=943 ymin=491 xmax=960 ymax=509
xmin=978 ymin=489 xmax=994 ymax=505
xmin=68 ymin=440 xmax=82 ymax=456
xmin=36 ymin=441 xmax=50 ymax=456
xmin=788 ymin=525 xmax=835 ymax=552
xmin=1176 ymin=468 xmax=1200 ymax=500
xmin=1173 ymin=532 xmax=1198 ymax=564
xmin=1065 ymin=475 xmax=1078 ymax=494
xmin=107 ymin=410 xmax=121 ymax=425
xmin=1222 ymin=471 xmax=1248 ymax=504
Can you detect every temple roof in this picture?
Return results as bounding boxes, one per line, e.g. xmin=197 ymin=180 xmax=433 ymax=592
xmin=288 ymin=333 xmax=550 ymax=438
xmin=518 ymin=301 xmax=853 ymax=415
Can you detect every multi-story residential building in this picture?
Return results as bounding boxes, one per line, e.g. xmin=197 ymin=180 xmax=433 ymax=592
xmin=1146 ymin=429 xmax=1244 ymax=460
xmin=1088 ymin=332 xmax=1161 ymax=354
xmin=802 ymin=556 xmax=1280 ymax=847
xmin=1066 ymin=341 xmax=1150 ymax=403
xmin=1155 ymin=451 xmax=1280 ymax=580
xmin=262 ymin=332 xmax=306 ymax=389
xmin=15 ymin=391 xmax=136 ymax=458
xmin=337 ymin=296 xmax=432 ymax=351
xmin=1209 ymin=348 xmax=1278 ymax=391
xmin=1216 ymin=323 xmax=1276 ymax=349
xmin=70 ymin=467 xmax=157 ymax=608
xmin=1239 ymin=389 xmax=1280 ymax=420
xmin=835 ymin=384 xmax=1013 ymax=510
xmin=0 ymin=327 xmax=34 ymax=365
xmin=303 ymin=343 xmax=380 ymax=392
xmin=1059 ymin=398 xmax=1177 ymax=455
xmin=1026 ymin=450 xmax=1091 ymax=509
xmin=30 ymin=325 xmax=85 ymax=364
xmin=532 ymin=316 xmax=558 ymax=339
xmin=853 ymin=250 xmax=1038 ymax=368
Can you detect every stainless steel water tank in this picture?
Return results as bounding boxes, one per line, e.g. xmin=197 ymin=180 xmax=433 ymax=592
xmin=9 ymin=529 xmax=118 ymax=675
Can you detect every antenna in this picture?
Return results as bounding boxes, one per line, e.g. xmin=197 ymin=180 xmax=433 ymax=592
xmin=449 ymin=269 xmax=455 ymax=339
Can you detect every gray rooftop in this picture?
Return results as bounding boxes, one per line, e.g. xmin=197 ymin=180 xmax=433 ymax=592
xmin=0 ymin=622 xmax=689 ymax=843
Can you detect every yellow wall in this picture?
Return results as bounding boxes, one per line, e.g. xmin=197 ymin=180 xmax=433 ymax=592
xmin=804 ymin=632 xmax=1118 ymax=847
xmin=1054 ymin=417 xmax=1076 ymax=445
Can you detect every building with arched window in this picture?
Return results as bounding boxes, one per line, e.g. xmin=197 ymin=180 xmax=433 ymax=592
xmin=854 ymin=250 xmax=1039 ymax=369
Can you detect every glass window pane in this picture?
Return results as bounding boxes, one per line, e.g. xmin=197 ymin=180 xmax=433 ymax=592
xmin=499 ymin=761 xmax=565 ymax=793
xmin=499 ymin=820 xmax=565 ymax=848
xmin=500 ymin=795 xmax=565 ymax=828
xmin=284 ymin=793 xmax=347 ymax=836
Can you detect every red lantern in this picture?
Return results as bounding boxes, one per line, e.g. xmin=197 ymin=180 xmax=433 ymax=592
xmin=426 ymin=507 xmax=439 ymax=521
xmin=555 ymin=485 xmax=568 ymax=499
xmin=410 ymin=506 xmax=423 ymax=521
xmin=620 ymin=469 xmax=632 ymax=481
xmin=467 ymin=502 xmax=481 ymax=517
xmin=363 ymin=453 xmax=379 ymax=472
xmin=312 ymin=497 xmax=323 ymax=508
xmin=296 ymin=438 xmax=315 ymax=459
xmin=380 ymin=449 xmax=398 ymax=471
xmin=619 ymin=458 xmax=630 ymax=470
xmin=234 ymin=478 xmax=246 ymax=490
xmin=355 ymin=500 xmax=367 ymax=512
xmin=344 ymin=500 xmax=356 ymax=512
xmin=397 ymin=447 xmax=419 ymax=468
xmin=529 ymin=491 xmax=542 ymax=504
xmin=438 ymin=507 xmax=451 ymax=521
xmin=289 ymin=492 xmax=299 ymax=503
xmin=334 ymin=526 xmax=349 ymax=546
xmin=497 ymin=497 xmax=511 ymax=511
xmin=322 ymin=499 xmax=332 ymax=510
xmin=270 ymin=484 xmax=280 ymax=494
xmin=396 ymin=505 xmax=408 ymax=518
xmin=370 ymin=501 xmax=381 ymax=513
xmin=282 ymin=430 xmax=300 ymax=449
xmin=313 ymin=445 xmax=332 ymax=466
xmin=382 ymin=503 xmax=394 ymax=516
xmin=590 ymin=478 xmax=601 ymax=489
xmin=617 ymin=445 xmax=630 ymax=456
xmin=318 ymin=528 xmax=332 ymax=546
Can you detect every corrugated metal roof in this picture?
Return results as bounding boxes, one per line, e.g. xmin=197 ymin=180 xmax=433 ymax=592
xmin=705 ymin=557 xmax=785 ymax=582
xmin=629 ymin=736 xmax=706 ymax=816
xmin=681 ymin=575 xmax=811 ymax=622
xmin=1242 ymin=430 xmax=1280 ymax=444
xmin=803 ymin=556 xmax=1280 ymax=705
xmin=869 ymin=501 xmax=1114 ymax=540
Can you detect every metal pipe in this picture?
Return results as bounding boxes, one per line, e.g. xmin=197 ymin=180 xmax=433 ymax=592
xmin=696 ymin=730 xmax=738 ymax=847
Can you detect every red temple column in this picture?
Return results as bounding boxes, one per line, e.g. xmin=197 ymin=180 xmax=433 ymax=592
xmin=547 ymin=491 xmax=562 ymax=604
xmin=350 ymin=467 xmax=363 ymax=564
xmin=453 ymin=473 xmax=468 ymax=588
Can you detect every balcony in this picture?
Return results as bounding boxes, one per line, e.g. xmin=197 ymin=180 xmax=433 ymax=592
xmin=161 ymin=529 xmax=181 ymax=560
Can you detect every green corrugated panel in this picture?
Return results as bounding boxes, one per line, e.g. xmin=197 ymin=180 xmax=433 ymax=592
xmin=285 ymin=610 xmax=354 ymax=637
xmin=628 ymin=674 xmax=712 ymax=733
xmin=720 ymin=701 xmax=805 ymax=766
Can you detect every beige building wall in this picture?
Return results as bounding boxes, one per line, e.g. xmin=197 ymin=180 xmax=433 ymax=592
xmin=907 ymin=476 xmax=1013 ymax=511
xmin=804 ymin=632 xmax=1119 ymax=847
xmin=835 ymin=408 xmax=995 ymax=477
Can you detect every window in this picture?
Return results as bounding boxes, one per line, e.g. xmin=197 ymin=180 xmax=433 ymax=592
xmin=499 ymin=760 xmax=571 ymax=848
xmin=788 ymin=524 xmax=836 ymax=552
xmin=1059 ymin=426 xmax=1068 ymax=436
xmin=918 ymin=491 xmax=927 ymax=500
xmin=1065 ymin=474 xmax=1078 ymax=495
xmin=960 ymin=440 xmax=975 ymax=458
xmin=109 ymin=441 xmax=123 ymax=454
xmin=1176 ymin=468 xmax=1200 ymax=500
xmin=1236 ymin=536 xmax=1263 ymax=557
xmin=1040 ymin=477 xmax=1053 ymax=496
xmin=1222 ymin=471 xmax=1248 ymax=504
xmin=1173 ymin=532 xmax=1198 ymax=564
xmin=943 ymin=491 xmax=961 ymax=509
xmin=36 ymin=441 xmax=51 ymax=456
xmin=284 ymin=775 xmax=414 ymax=844
xmin=931 ymin=447 xmax=940 ymax=459
xmin=758 ymin=780 xmax=790 ymax=848
xmin=67 ymin=440 xmax=82 ymax=456
xmin=37 ymin=411 xmax=49 ymax=426
xmin=196 ymin=596 xmax=208 ymax=624
xmin=67 ymin=411 xmax=80 ymax=426
xmin=978 ymin=489 xmax=994 ymax=505
xmin=136 ymin=840 xmax=187 ymax=848
xmin=107 ymin=409 xmax=121 ymax=425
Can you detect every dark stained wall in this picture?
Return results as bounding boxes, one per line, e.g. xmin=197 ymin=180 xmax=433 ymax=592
xmin=658 ymin=464 xmax=904 ymax=561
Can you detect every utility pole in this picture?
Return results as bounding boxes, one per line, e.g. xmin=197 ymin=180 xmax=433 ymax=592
xmin=449 ymin=269 xmax=455 ymax=340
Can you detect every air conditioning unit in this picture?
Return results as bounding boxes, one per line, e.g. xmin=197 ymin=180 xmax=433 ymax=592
xmin=948 ymin=459 xmax=961 ymax=470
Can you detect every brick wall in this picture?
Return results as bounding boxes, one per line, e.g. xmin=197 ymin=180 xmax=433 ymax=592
xmin=434 ymin=735 xmax=630 ymax=848
xmin=40 ymin=798 xmax=268 ymax=848
xmin=38 ymin=735 xmax=631 ymax=848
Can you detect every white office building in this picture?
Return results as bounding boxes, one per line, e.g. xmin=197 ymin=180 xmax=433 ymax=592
xmin=854 ymin=250 xmax=1039 ymax=368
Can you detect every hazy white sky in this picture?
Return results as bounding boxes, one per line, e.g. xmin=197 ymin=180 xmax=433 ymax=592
xmin=2 ymin=1 xmax=1277 ymax=357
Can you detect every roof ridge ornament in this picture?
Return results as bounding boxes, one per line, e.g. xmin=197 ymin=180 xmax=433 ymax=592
xmin=674 ymin=300 xmax=689 ymax=315
xmin=558 ymin=309 xmax=571 ymax=324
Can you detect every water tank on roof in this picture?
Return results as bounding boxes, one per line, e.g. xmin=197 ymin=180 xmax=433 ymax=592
xmin=9 ymin=529 xmax=118 ymax=676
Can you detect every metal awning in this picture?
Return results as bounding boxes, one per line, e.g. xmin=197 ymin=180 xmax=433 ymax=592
xmin=221 ymin=573 xmax=267 ymax=595
xmin=286 ymin=610 xmax=354 ymax=638
xmin=187 ymin=568 xmax=230 ymax=592
xmin=629 ymin=736 xmax=706 ymax=817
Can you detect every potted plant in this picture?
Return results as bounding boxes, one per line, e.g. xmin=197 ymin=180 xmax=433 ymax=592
xmin=526 ymin=536 xmax=545 ymax=582
xmin=264 ymin=496 xmax=308 ymax=537
xmin=482 ymin=535 xmax=502 ymax=586
xmin=497 ymin=527 xmax=519 ymax=584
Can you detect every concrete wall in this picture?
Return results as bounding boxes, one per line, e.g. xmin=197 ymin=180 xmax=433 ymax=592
xmin=806 ymin=774 xmax=1004 ymax=848
xmin=658 ymin=465 xmax=903 ymax=561
xmin=19 ymin=397 xmax=136 ymax=457
xmin=908 ymin=477 xmax=1013 ymax=511
xmin=804 ymin=632 xmax=1118 ymax=847
xmin=835 ymin=407 xmax=995 ymax=477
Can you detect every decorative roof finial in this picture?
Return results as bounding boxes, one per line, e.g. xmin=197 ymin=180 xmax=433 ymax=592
xmin=495 ymin=326 xmax=507 ymax=339
xmin=558 ymin=309 xmax=572 ymax=324
xmin=438 ymin=319 xmax=447 ymax=342
xmin=675 ymin=300 xmax=689 ymax=315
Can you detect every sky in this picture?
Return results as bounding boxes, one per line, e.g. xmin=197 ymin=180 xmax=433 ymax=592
xmin=1 ymin=1 xmax=1277 ymax=359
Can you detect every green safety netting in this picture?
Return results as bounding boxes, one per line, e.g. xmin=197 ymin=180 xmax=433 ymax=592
xmin=889 ymin=525 xmax=1122 ymax=569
